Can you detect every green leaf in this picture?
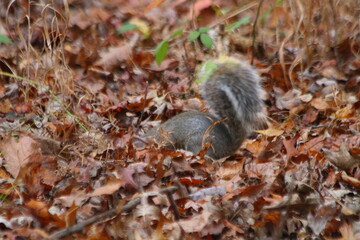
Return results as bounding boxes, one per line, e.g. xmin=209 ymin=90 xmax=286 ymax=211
xmin=0 ymin=34 xmax=12 ymax=44
xmin=168 ymin=29 xmax=183 ymax=39
xmin=196 ymin=61 xmax=217 ymax=83
xmin=153 ymin=29 xmax=183 ymax=66
xmin=225 ymin=16 xmax=251 ymax=32
xmin=188 ymin=31 xmax=200 ymax=41
xmin=117 ymin=23 xmax=138 ymax=34
xmin=154 ymin=40 xmax=169 ymax=66
xmin=198 ymin=27 xmax=210 ymax=33
xmin=200 ymin=33 xmax=212 ymax=49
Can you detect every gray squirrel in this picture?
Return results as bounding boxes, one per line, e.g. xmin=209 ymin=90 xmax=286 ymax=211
xmin=140 ymin=57 xmax=266 ymax=159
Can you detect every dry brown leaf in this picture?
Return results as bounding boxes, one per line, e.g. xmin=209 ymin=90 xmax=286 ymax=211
xmin=283 ymin=133 xmax=300 ymax=162
xmin=25 ymin=200 xmax=51 ymax=219
xmin=57 ymin=190 xmax=88 ymax=207
xmin=179 ymin=201 xmax=224 ymax=236
xmin=245 ymin=139 xmax=267 ymax=155
xmin=69 ymin=10 xmax=93 ymax=30
xmin=302 ymin=107 xmax=319 ymax=124
xmin=223 ymin=219 xmax=245 ymax=234
xmin=0 ymin=134 xmax=41 ymax=178
xmin=96 ymin=45 xmax=131 ymax=68
xmin=162 ymin=222 xmax=182 ymax=240
xmin=275 ymin=88 xmax=301 ymax=110
xmin=334 ymin=105 xmax=355 ymax=118
xmin=299 ymin=93 xmax=313 ymax=103
xmin=321 ymin=66 xmax=346 ymax=80
xmin=133 ymin=198 xmax=161 ymax=229
xmin=308 ymin=202 xmax=337 ymax=235
xmin=324 ymin=143 xmax=360 ymax=171
xmin=0 ymin=169 xmax=11 ymax=179
xmin=341 ymin=172 xmax=360 ymax=189
xmin=280 ymin=119 xmax=295 ymax=131
xmin=339 ymin=223 xmax=358 ymax=240
xmin=224 ymin=184 xmax=265 ymax=201
xmin=30 ymin=135 xmax=61 ymax=156
xmin=256 ymin=125 xmax=284 ymax=137
xmin=77 ymin=78 xmax=105 ymax=95
xmin=298 ymin=136 xmax=325 ymax=153
xmin=311 ymin=97 xmax=329 ymax=111
xmin=216 ymin=160 xmax=244 ymax=180
xmin=90 ymin=180 xmax=123 ymax=197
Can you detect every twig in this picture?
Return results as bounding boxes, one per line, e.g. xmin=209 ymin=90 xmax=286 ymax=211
xmin=134 ymin=169 xmax=144 ymax=193
xmin=208 ymin=1 xmax=258 ymax=29
xmin=166 ymin=191 xmax=180 ymax=221
xmin=49 ymin=186 xmax=178 ymax=239
xmin=135 ymin=81 xmax=149 ymax=132
xmin=49 ymin=207 xmax=120 ymax=239
xmin=251 ymin=0 xmax=264 ymax=65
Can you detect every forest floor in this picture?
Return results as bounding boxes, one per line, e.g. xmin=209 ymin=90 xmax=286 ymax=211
xmin=0 ymin=0 xmax=359 ymax=239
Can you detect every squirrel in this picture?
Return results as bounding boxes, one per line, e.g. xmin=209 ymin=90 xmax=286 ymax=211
xmin=139 ymin=56 xmax=266 ymax=160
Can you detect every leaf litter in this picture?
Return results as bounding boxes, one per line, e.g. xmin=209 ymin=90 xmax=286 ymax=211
xmin=0 ymin=0 xmax=359 ymax=239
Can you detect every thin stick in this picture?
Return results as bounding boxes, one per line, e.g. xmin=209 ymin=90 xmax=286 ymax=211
xmin=251 ymin=0 xmax=264 ymax=65
xmin=49 ymin=186 xmax=178 ymax=239
xmin=209 ymin=1 xmax=258 ymax=29
xmin=135 ymin=81 xmax=149 ymax=132
xmin=166 ymin=191 xmax=180 ymax=221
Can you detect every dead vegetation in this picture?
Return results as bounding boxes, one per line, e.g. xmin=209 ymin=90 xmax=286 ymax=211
xmin=0 ymin=0 xmax=359 ymax=239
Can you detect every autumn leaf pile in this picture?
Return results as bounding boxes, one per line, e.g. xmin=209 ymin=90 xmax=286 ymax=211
xmin=0 ymin=0 xmax=359 ymax=239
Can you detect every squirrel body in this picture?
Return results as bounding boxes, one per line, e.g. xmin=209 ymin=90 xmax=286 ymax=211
xmin=144 ymin=57 xmax=266 ymax=159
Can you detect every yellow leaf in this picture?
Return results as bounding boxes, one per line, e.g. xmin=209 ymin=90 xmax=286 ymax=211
xmin=129 ymin=18 xmax=151 ymax=37
xmin=256 ymin=127 xmax=284 ymax=137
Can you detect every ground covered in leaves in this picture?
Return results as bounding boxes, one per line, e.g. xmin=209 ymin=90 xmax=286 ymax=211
xmin=0 ymin=0 xmax=359 ymax=239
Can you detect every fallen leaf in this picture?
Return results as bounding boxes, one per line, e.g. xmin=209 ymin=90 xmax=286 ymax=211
xmin=283 ymin=132 xmax=300 ymax=162
xmin=216 ymin=160 xmax=244 ymax=180
xmin=334 ymin=105 xmax=355 ymax=118
xmin=256 ymin=125 xmax=284 ymax=137
xmin=275 ymin=88 xmax=301 ymax=110
xmin=90 ymin=179 xmax=123 ymax=197
xmin=299 ymin=93 xmax=313 ymax=103
xmin=311 ymin=97 xmax=329 ymax=111
xmin=179 ymin=201 xmax=224 ymax=236
xmin=222 ymin=219 xmax=245 ymax=234
xmin=0 ymin=134 xmax=41 ymax=178
xmin=321 ymin=66 xmax=346 ymax=80
xmin=302 ymin=107 xmax=319 ymax=124
xmin=96 ymin=45 xmax=131 ymax=69
xmin=339 ymin=223 xmax=358 ymax=240
xmin=341 ymin=172 xmax=360 ymax=189
xmin=324 ymin=143 xmax=360 ymax=171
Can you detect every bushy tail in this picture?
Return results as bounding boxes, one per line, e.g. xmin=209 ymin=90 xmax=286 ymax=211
xmin=200 ymin=57 xmax=266 ymax=144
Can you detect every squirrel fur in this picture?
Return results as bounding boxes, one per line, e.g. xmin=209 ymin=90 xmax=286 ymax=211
xmin=142 ymin=57 xmax=266 ymax=159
